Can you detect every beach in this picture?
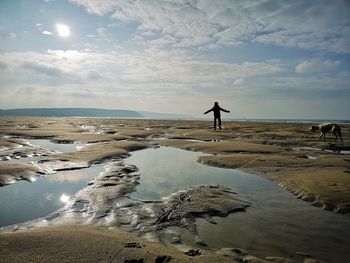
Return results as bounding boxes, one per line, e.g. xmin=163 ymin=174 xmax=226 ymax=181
xmin=1 ymin=116 xmax=349 ymax=263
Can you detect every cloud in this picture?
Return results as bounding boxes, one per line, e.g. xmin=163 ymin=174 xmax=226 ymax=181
xmin=6 ymin=48 xmax=283 ymax=86
xmin=0 ymin=61 xmax=7 ymax=69
xmin=87 ymin=70 xmax=101 ymax=79
xmin=97 ymin=27 xmax=107 ymax=36
xmin=1 ymin=48 xmax=348 ymax=116
xmin=0 ymin=48 xmax=285 ymax=111
xmin=21 ymin=61 xmax=65 ymax=77
xmin=233 ymin=79 xmax=245 ymax=86
xmin=42 ymin=30 xmax=53 ymax=35
xmin=36 ymin=24 xmax=53 ymax=36
xmin=69 ymin=0 xmax=350 ymax=53
xmin=238 ymin=73 xmax=350 ymax=100
xmin=295 ymin=59 xmax=340 ymax=73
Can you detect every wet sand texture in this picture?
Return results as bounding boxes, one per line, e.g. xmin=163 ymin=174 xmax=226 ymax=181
xmin=1 ymin=117 xmax=349 ymax=262
xmin=1 ymin=117 xmax=349 ymax=214
xmin=0 ymin=163 xmax=41 ymax=186
xmin=0 ymin=225 xmax=238 ymax=263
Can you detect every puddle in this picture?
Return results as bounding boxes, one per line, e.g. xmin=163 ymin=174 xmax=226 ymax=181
xmin=306 ymin=155 xmax=318 ymax=160
xmin=127 ymin=147 xmax=271 ymax=201
xmin=5 ymin=156 xmax=42 ymax=163
xmin=186 ymin=139 xmax=205 ymax=143
xmin=0 ymin=144 xmax=48 ymax=163
xmin=0 ymin=165 xmax=104 ymax=227
xmin=0 ymin=139 xmax=86 ymax=164
xmin=79 ymin=125 xmax=103 ymax=134
xmin=26 ymin=139 xmax=85 ymax=153
xmin=125 ymin=146 xmax=350 ymax=262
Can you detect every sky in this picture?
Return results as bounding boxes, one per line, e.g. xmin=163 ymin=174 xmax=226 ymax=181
xmin=0 ymin=0 xmax=349 ymax=119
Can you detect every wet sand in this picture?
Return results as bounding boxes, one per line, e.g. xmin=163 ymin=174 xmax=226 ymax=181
xmin=0 ymin=225 xmax=236 ymax=263
xmin=0 ymin=116 xmax=349 ymax=262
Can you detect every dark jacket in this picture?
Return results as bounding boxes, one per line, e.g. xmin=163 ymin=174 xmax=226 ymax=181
xmin=204 ymin=104 xmax=229 ymax=117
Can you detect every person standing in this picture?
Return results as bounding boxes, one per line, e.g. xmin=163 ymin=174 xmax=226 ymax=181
xmin=204 ymin=102 xmax=230 ymax=130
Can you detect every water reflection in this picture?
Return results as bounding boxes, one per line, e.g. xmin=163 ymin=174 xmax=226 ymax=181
xmin=125 ymin=146 xmax=350 ymax=262
xmin=26 ymin=139 xmax=85 ymax=153
xmin=0 ymin=165 xmax=104 ymax=227
xmin=126 ymin=147 xmax=271 ymax=200
xmin=48 ymin=170 xmax=96 ymax=182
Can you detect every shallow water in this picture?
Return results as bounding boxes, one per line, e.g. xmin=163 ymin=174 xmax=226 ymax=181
xmin=0 ymin=165 xmax=103 ymax=228
xmin=0 ymin=139 xmax=85 ymax=163
xmin=0 ymin=139 xmax=101 ymax=227
xmin=26 ymin=139 xmax=84 ymax=153
xmin=126 ymin=146 xmax=350 ymax=262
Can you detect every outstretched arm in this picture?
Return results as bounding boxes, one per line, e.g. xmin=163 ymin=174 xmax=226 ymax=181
xmin=220 ymin=107 xmax=230 ymax=113
xmin=204 ymin=108 xmax=213 ymax=114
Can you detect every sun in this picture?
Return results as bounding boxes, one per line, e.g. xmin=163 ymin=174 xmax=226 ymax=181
xmin=56 ymin=23 xmax=70 ymax=37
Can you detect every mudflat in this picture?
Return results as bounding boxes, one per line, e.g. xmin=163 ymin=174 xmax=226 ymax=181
xmin=1 ymin=116 xmax=349 ymax=262
xmin=0 ymin=225 xmax=236 ymax=263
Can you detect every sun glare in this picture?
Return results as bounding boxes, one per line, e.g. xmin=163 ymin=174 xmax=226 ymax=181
xmin=56 ymin=23 xmax=70 ymax=37
xmin=60 ymin=193 xmax=70 ymax=203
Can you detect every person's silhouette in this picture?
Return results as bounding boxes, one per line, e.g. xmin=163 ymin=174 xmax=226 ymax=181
xmin=204 ymin=102 xmax=230 ymax=130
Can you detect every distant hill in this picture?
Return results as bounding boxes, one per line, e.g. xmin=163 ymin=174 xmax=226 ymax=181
xmin=0 ymin=108 xmax=142 ymax=118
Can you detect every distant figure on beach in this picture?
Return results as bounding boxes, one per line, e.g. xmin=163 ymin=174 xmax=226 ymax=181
xmin=204 ymin=102 xmax=230 ymax=130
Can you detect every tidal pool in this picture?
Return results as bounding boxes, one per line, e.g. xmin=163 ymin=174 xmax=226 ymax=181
xmin=0 ymin=138 xmax=100 ymax=227
xmin=26 ymin=139 xmax=85 ymax=153
xmin=0 ymin=165 xmax=103 ymax=227
xmin=1 ymin=139 xmax=85 ymax=163
xmin=126 ymin=146 xmax=350 ymax=262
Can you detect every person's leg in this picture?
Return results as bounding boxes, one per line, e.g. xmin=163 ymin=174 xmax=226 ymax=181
xmin=218 ymin=117 xmax=222 ymax=130
xmin=213 ymin=118 xmax=217 ymax=130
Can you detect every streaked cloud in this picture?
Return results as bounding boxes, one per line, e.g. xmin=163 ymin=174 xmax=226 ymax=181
xmin=70 ymin=0 xmax=350 ymax=53
xmin=295 ymin=59 xmax=341 ymax=73
xmin=42 ymin=30 xmax=53 ymax=35
xmin=1 ymin=48 xmax=285 ymax=87
xmin=233 ymin=79 xmax=245 ymax=86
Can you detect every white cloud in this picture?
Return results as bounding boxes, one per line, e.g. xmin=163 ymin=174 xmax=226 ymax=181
xmin=42 ymin=30 xmax=53 ymax=35
xmin=36 ymin=24 xmax=53 ymax=36
xmin=97 ymin=27 xmax=107 ymax=35
xmin=0 ymin=48 xmax=285 ymax=112
xmin=9 ymin=33 xmax=16 ymax=38
xmin=69 ymin=0 xmax=350 ymax=53
xmin=295 ymin=59 xmax=340 ymax=73
xmin=233 ymin=79 xmax=245 ymax=86
xmin=4 ymin=48 xmax=283 ymax=85
xmin=1 ymin=49 xmax=349 ymax=117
